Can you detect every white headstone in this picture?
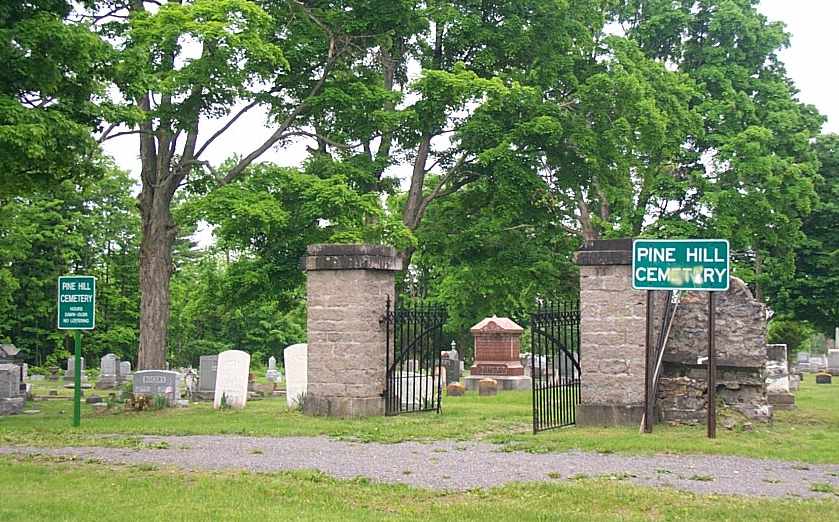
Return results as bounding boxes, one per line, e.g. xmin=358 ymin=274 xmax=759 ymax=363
xmin=119 ymin=361 xmax=132 ymax=377
xmin=828 ymin=350 xmax=839 ymax=372
xmin=283 ymin=343 xmax=307 ymax=408
xmin=266 ymin=355 xmax=281 ymax=383
xmin=101 ymin=354 xmax=118 ymax=376
xmin=213 ymin=350 xmax=250 ymax=410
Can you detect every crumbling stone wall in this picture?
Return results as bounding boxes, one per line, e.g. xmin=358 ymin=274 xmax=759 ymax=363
xmin=656 ymin=278 xmax=772 ymax=423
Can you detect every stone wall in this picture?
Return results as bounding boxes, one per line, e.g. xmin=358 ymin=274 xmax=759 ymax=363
xmin=576 ymin=239 xmax=647 ymax=425
xmin=302 ymin=244 xmax=401 ymax=418
xmin=575 ymin=239 xmax=772 ymax=427
xmin=656 ymin=278 xmax=772 ymax=423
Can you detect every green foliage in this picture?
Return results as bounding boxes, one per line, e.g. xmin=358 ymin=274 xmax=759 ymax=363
xmin=768 ymin=135 xmax=839 ymax=334
xmin=0 ymin=165 xmax=140 ymax=366
xmin=767 ymin=319 xmax=814 ymax=355
xmin=0 ymin=2 xmax=111 ymax=194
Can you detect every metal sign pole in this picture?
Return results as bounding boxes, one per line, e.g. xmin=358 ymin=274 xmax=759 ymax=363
xmin=707 ymin=292 xmax=716 ymax=439
xmin=643 ymin=290 xmax=654 ymax=433
xmin=73 ymin=330 xmax=82 ymax=427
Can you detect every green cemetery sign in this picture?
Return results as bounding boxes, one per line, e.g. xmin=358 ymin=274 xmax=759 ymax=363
xmin=632 ymin=239 xmax=729 ymax=291
xmin=57 ymin=276 xmax=96 ymax=329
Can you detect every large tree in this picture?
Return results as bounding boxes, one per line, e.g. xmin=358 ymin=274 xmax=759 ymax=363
xmin=84 ymin=0 xmax=411 ymax=368
xmin=0 ymin=1 xmax=110 ymax=194
xmin=768 ymin=134 xmax=839 ymax=335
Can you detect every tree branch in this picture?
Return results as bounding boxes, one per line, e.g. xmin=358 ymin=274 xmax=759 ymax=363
xmin=221 ymin=48 xmax=341 ymax=185
xmin=195 ymin=99 xmax=260 ymax=159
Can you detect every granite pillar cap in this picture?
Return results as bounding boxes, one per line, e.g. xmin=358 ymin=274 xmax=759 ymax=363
xmin=575 ymin=238 xmax=633 ymax=266
xmin=301 ymin=243 xmax=403 ymax=272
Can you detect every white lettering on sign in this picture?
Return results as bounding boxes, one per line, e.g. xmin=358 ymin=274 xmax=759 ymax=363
xmin=635 ymin=247 xmax=676 ymax=262
xmin=634 ymin=266 xmax=728 ymax=285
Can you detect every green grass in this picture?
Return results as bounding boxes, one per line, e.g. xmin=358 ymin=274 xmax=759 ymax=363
xmin=2 ymin=456 xmax=837 ymax=521
xmin=3 ymin=378 xmax=838 ymax=463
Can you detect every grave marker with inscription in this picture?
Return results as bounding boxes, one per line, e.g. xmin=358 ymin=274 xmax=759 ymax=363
xmin=132 ymin=370 xmax=179 ymax=405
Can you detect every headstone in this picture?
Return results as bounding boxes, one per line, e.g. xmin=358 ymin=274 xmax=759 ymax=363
xmin=441 ymin=349 xmax=461 ymax=384
xmin=810 ymin=355 xmax=829 ymax=372
xmin=21 ymin=363 xmax=28 ymax=383
xmin=478 ymin=378 xmax=498 ymax=396
xmin=815 ymin=373 xmax=832 ymax=385
xmin=213 ymin=350 xmax=250 ymax=410
xmin=197 ymin=355 xmax=219 ymax=400
xmin=765 ymin=344 xmax=794 ymax=410
xmin=96 ymin=354 xmax=120 ymax=389
xmin=284 ymin=343 xmax=307 ymax=408
xmin=265 ymin=355 xmax=281 ymax=383
xmin=0 ymin=364 xmax=24 ymax=415
xmin=183 ymin=367 xmax=198 ymax=400
xmin=827 ymin=350 xmax=839 ymax=376
xmin=447 ymin=383 xmax=465 ymax=396
xmin=64 ymin=357 xmax=86 ymax=382
xmin=465 ymin=316 xmax=531 ymax=391
xmin=132 ymin=370 xmax=179 ymax=405
xmin=119 ymin=361 xmax=132 ymax=381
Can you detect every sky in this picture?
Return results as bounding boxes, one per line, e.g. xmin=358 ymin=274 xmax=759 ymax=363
xmin=102 ymin=1 xmax=839 ymax=186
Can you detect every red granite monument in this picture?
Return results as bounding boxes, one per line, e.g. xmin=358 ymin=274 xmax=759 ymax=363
xmin=464 ymin=316 xmax=532 ymax=391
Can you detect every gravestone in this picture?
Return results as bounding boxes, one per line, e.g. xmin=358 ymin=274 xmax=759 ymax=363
xmin=96 ymin=354 xmax=120 ymax=389
xmin=810 ymin=355 xmax=828 ymax=372
xmin=132 ymin=370 xmax=179 ymax=405
xmin=464 ymin=316 xmax=531 ymax=391
xmin=64 ymin=356 xmax=87 ymax=382
xmin=213 ymin=350 xmax=250 ymax=409
xmin=265 ymin=355 xmax=281 ymax=383
xmin=765 ymin=344 xmax=794 ymax=410
xmin=22 ymin=363 xmax=28 ymax=383
xmin=827 ymin=350 xmax=839 ymax=376
xmin=119 ymin=361 xmax=132 ymax=382
xmin=441 ymin=349 xmax=461 ymax=384
xmin=0 ymin=364 xmax=24 ymax=415
xmin=816 ymin=373 xmax=832 ymax=385
xmin=447 ymin=383 xmax=465 ymax=396
xmin=796 ymin=351 xmax=811 ymax=372
xmin=284 ymin=343 xmax=307 ymax=408
xmin=197 ymin=355 xmax=218 ymax=400
xmin=478 ymin=378 xmax=498 ymax=396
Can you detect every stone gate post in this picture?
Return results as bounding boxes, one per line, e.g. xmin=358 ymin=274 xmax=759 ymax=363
xmin=301 ymin=244 xmax=402 ymax=417
xmin=575 ymin=239 xmax=647 ymax=426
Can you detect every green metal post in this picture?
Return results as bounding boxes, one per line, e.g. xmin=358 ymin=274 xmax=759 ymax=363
xmin=73 ymin=330 xmax=81 ymax=427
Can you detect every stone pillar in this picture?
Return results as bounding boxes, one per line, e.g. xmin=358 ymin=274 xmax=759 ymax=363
xmin=301 ymin=244 xmax=402 ymax=418
xmin=575 ymin=239 xmax=647 ymax=426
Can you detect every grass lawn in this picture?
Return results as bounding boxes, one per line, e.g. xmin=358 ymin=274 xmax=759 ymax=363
xmin=2 ymin=377 xmax=837 ymax=463
xmin=2 ymin=455 xmax=838 ymax=521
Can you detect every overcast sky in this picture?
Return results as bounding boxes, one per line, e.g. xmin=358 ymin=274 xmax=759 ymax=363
xmin=102 ymin=1 xmax=839 ymax=182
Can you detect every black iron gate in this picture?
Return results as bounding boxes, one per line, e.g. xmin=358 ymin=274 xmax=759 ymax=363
xmin=383 ymin=296 xmax=447 ymax=416
xmin=531 ymin=299 xmax=581 ymax=433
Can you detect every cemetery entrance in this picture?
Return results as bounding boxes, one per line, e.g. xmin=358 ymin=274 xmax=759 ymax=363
xmin=383 ymin=297 xmax=447 ymax=415
xmin=530 ymin=300 xmax=581 ymax=432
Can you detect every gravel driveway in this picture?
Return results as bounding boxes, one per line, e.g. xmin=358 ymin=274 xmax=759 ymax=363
xmin=3 ymin=435 xmax=838 ymax=499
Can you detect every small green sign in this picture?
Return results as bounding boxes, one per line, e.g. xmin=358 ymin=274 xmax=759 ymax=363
xmin=57 ymin=276 xmax=96 ymax=329
xmin=632 ymin=239 xmax=729 ymax=291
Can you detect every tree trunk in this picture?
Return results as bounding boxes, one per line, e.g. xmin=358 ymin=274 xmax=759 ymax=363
xmin=137 ymin=185 xmax=177 ymax=370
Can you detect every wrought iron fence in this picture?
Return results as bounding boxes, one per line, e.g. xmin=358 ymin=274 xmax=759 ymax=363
xmin=383 ymin=296 xmax=447 ymax=416
xmin=530 ymin=299 xmax=581 ymax=433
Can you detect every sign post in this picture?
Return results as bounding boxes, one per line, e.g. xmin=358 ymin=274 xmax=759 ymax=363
xmin=57 ymin=275 xmax=96 ymax=427
xmin=632 ymin=240 xmax=729 ymax=439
